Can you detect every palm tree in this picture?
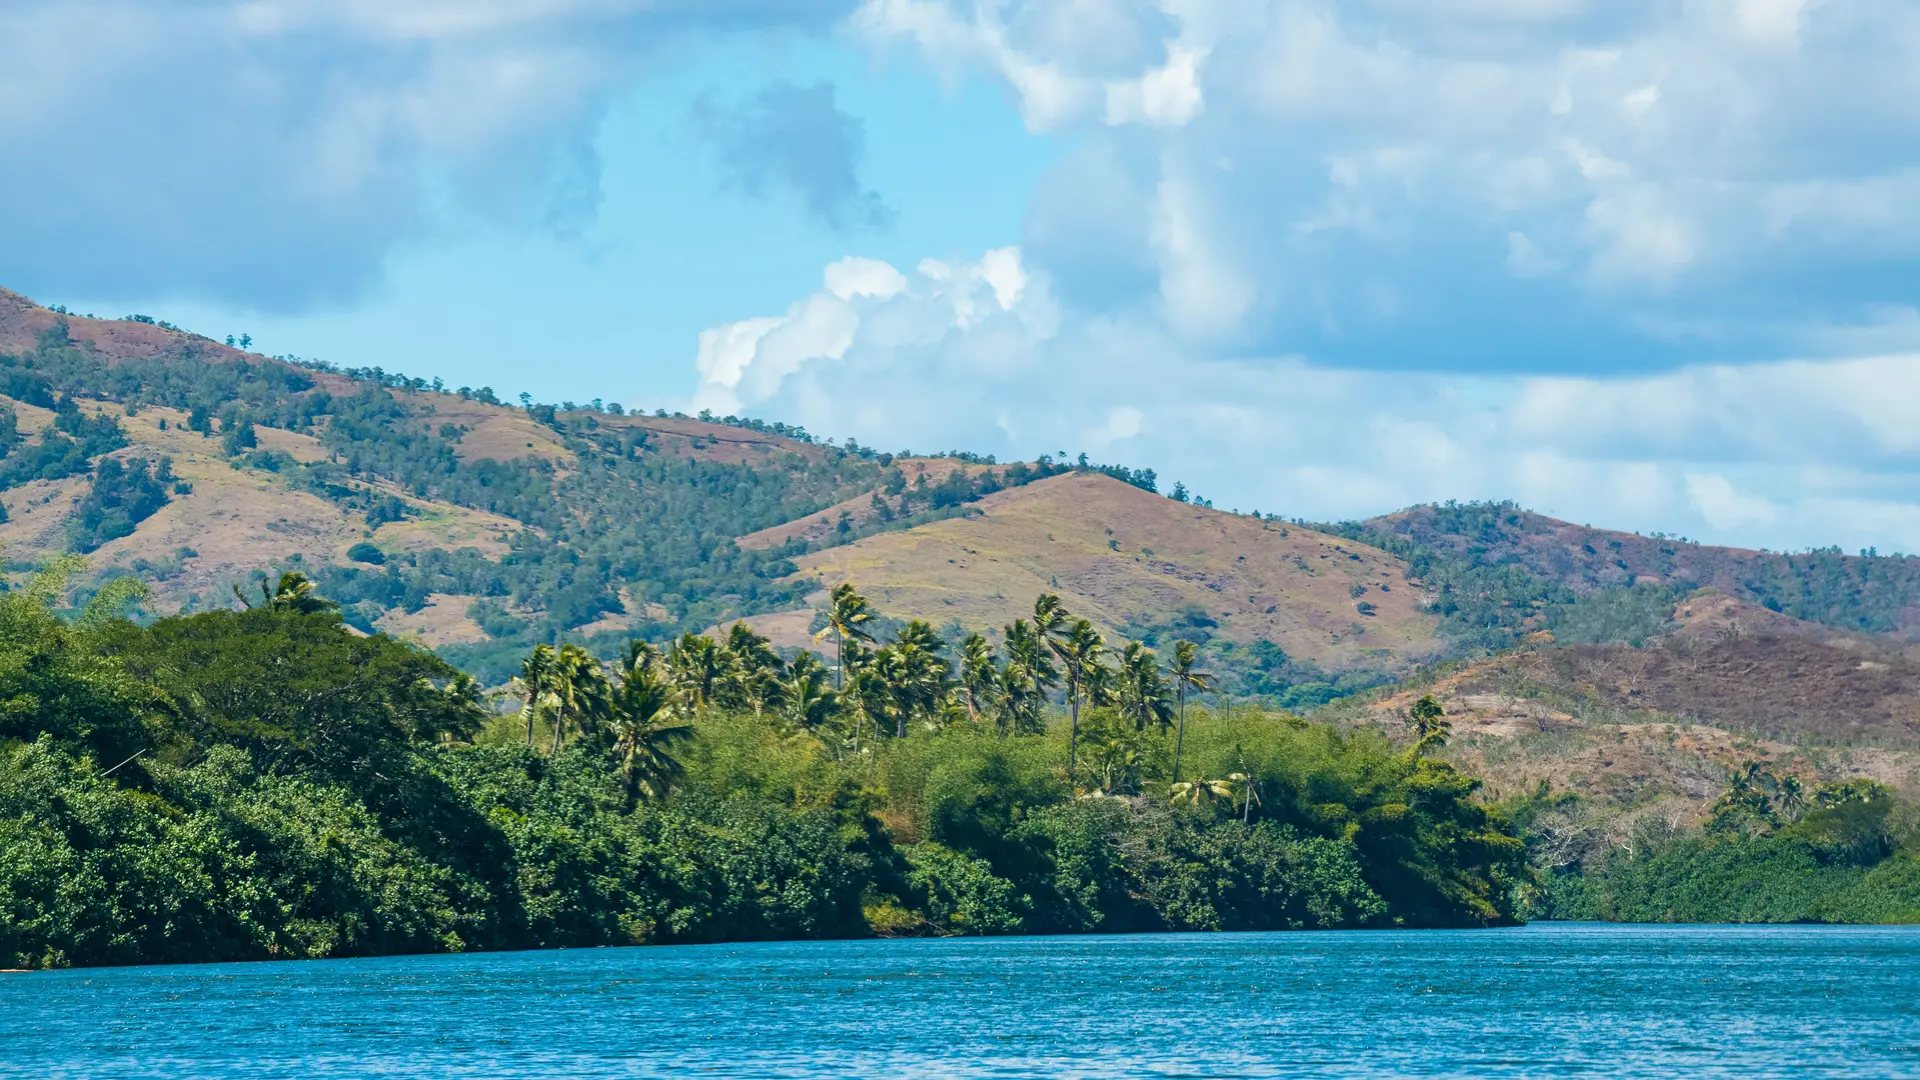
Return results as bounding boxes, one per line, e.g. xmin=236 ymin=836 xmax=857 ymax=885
xmin=997 ymin=617 xmax=1055 ymax=735
xmin=234 ymin=571 xmax=337 ymax=614
xmin=1774 ymin=773 xmax=1809 ymax=823
xmin=516 ymin=643 xmax=558 ymax=747
xmin=1032 ymin=592 xmax=1068 ymax=648
xmin=778 ymin=652 xmax=840 ymax=736
xmin=885 ymin=621 xmax=952 ymax=737
xmin=1117 ymin=642 xmax=1172 ymax=733
xmin=547 ymin=643 xmax=609 ymax=754
xmin=1228 ymin=772 xmax=1261 ymax=823
xmin=1049 ymin=618 xmax=1104 ymax=789
xmin=1408 ymin=694 xmax=1450 ymax=756
xmin=1169 ymin=640 xmax=1212 ymax=784
xmin=719 ymin=621 xmax=785 ymax=715
xmin=814 ymin=583 xmax=875 ymax=691
xmin=666 ymin=632 xmax=727 ymax=714
xmin=1170 ymin=777 xmax=1233 ymax=805
xmin=958 ymin=633 xmax=996 ymax=724
xmin=606 ymin=641 xmax=691 ymax=800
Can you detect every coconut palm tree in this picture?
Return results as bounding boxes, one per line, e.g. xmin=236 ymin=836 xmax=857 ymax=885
xmin=958 ymin=633 xmax=996 ymax=724
xmin=814 ymin=583 xmax=875 ymax=690
xmin=886 ymin=621 xmax=952 ymax=736
xmin=1170 ymin=777 xmax=1233 ymax=806
xmin=778 ymin=652 xmax=840 ymax=736
xmin=1229 ymin=771 xmax=1261 ymax=823
xmin=997 ymin=618 xmax=1055 ymax=735
xmin=1080 ymin=708 xmax=1149 ymax=795
xmin=1407 ymin=694 xmax=1450 ymax=756
xmin=1169 ymin=640 xmax=1212 ymax=784
xmin=547 ymin=643 xmax=610 ymax=754
xmin=718 ymin=621 xmax=784 ymax=715
xmin=233 ymin=571 xmax=337 ymax=615
xmin=1032 ymin=592 xmax=1068 ymax=640
xmin=1049 ymin=618 xmax=1104 ymax=789
xmin=606 ymin=641 xmax=691 ymax=800
xmin=1774 ymin=773 xmax=1809 ymax=822
xmin=1117 ymin=642 xmax=1172 ymax=733
xmin=666 ymin=632 xmax=727 ymax=714
xmin=516 ymin=643 xmax=558 ymax=747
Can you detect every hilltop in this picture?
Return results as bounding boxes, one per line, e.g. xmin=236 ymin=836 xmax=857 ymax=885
xmin=1356 ymin=501 xmax=1920 ymax=639
xmin=733 ymin=472 xmax=1441 ymax=679
xmin=12 ymin=279 xmax=1920 ymax=722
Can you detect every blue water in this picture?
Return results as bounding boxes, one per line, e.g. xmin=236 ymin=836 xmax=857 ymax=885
xmin=2 ymin=924 xmax=1916 ymax=1078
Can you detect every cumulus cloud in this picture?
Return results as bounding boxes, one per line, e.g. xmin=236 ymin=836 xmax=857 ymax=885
xmin=652 ymin=0 xmax=1920 ymax=552
xmin=852 ymin=0 xmax=1920 ymax=370
xmin=693 ymin=81 xmax=894 ymax=230
xmin=683 ymin=246 xmax=1920 ymax=553
xmin=0 ymin=0 xmax=850 ymax=310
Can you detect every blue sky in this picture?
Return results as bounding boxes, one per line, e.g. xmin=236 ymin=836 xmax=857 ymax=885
xmin=6 ymin=0 xmax=1920 ymax=552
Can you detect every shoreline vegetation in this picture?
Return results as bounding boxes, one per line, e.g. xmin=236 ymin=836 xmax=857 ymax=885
xmin=1 ymin=569 xmax=1915 ymax=971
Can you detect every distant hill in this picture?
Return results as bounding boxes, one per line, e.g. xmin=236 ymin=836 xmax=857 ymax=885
xmin=733 ymin=472 xmax=1443 ymax=682
xmin=1356 ymin=501 xmax=1920 ymax=639
xmin=0 ymin=287 xmax=892 ymax=680
xmin=1338 ymin=589 xmax=1920 ymax=828
xmin=14 ymin=279 xmax=1920 ymax=717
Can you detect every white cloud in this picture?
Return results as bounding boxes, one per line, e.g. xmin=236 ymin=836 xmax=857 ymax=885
xmin=853 ymin=0 xmax=1920 ymax=359
xmin=0 ymin=0 xmax=847 ymax=308
xmin=691 ymin=244 xmax=1920 ymax=553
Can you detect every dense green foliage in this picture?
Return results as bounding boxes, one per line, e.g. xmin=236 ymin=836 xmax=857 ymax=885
xmin=1511 ymin=768 xmax=1920 ymax=924
xmin=0 ymin=570 xmax=1530 ymax=969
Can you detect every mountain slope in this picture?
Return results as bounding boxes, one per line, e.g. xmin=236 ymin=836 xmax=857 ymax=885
xmin=0 ymin=288 xmax=885 ymax=677
xmin=1360 ymin=501 xmax=1920 ymax=639
xmin=1340 ymin=590 xmax=1920 ymax=823
xmin=749 ymin=472 xmax=1444 ymax=675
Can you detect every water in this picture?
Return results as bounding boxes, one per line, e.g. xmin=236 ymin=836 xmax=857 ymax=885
xmin=2 ymin=924 xmax=1916 ymax=1078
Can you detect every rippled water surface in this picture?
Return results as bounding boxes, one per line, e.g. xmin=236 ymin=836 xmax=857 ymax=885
xmin=4 ymin=924 xmax=1918 ymax=1078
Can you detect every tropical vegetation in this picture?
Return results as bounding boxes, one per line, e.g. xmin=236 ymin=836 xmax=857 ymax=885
xmin=0 ymin=569 xmax=1531 ymax=969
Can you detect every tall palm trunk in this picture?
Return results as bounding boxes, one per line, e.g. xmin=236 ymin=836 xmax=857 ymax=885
xmin=1172 ymin=686 xmax=1187 ymax=784
xmin=1067 ymin=668 xmax=1081 ymax=789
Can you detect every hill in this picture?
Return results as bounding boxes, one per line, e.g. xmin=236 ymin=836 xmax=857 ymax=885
xmin=733 ymin=472 xmax=1444 ymax=682
xmin=1336 ymin=589 xmax=1920 ymax=828
xmin=0 ymin=287 xmax=891 ymax=679
xmin=1355 ymin=501 xmax=1920 ymax=639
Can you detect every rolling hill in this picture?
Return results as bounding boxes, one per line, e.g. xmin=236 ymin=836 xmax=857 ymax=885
xmin=1356 ymin=501 xmax=1920 ymax=639
xmin=733 ymin=472 xmax=1443 ymax=677
xmin=1338 ymin=589 xmax=1920 ymax=834
xmin=10 ymin=275 xmax=1920 ymax=758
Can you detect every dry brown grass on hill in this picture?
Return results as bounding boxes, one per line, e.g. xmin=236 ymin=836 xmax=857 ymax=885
xmin=1346 ymin=592 xmax=1920 ymax=816
xmin=419 ymin=397 xmax=573 ymax=465
xmin=375 ymin=594 xmax=491 ymax=649
xmin=0 ymin=288 xmax=359 ymax=394
xmin=0 ymin=399 xmax=515 ymax=623
xmin=731 ymin=471 xmax=1444 ymax=673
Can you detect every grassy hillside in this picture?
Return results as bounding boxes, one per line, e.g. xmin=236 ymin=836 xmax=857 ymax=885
xmin=0 ymin=289 xmax=891 ymax=680
xmin=737 ymin=472 xmax=1444 ymax=683
xmin=1330 ymin=589 xmax=1920 ymax=825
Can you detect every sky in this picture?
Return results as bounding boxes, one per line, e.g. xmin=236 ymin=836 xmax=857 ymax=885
xmin=6 ymin=0 xmax=1920 ymax=553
